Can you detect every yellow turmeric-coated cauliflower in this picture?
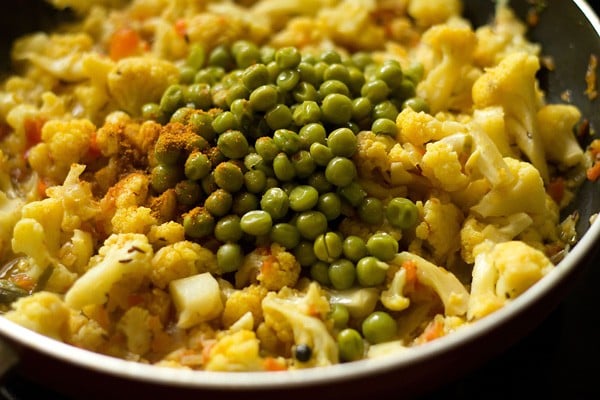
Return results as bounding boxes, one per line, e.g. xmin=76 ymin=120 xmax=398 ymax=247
xmin=151 ymin=241 xmax=216 ymax=289
xmin=204 ymin=329 xmax=265 ymax=372
xmin=222 ymin=284 xmax=269 ymax=329
xmin=408 ymin=0 xmax=462 ymax=27
xmin=5 ymin=291 xmax=70 ymax=341
xmin=235 ymin=243 xmax=301 ymax=291
xmin=537 ymin=104 xmax=585 ymax=169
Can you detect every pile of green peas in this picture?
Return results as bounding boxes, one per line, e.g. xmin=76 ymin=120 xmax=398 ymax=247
xmin=142 ymin=40 xmax=423 ymax=289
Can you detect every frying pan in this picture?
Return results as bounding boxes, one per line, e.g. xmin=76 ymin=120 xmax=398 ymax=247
xmin=1 ymin=1 xmax=599 ymax=398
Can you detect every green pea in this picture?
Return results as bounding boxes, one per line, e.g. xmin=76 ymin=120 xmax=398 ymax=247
xmin=292 ymin=81 xmax=319 ymax=103
xmin=351 ymin=52 xmax=373 ymax=70
xmin=310 ymin=261 xmax=331 ymax=286
xmin=270 ymin=222 xmax=301 ymax=249
xmin=312 ymin=61 xmax=328 ymax=84
xmin=169 ymin=106 xmax=192 ymax=124
xmin=342 ymin=235 xmax=368 ymax=262
xmin=358 ymin=197 xmax=384 ymax=225
xmin=242 ymin=63 xmax=270 ymax=91
xmin=254 ymin=136 xmax=279 ymax=162
xmin=240 ymin=210 xmax=273 ymax=236
xmin=291 ymin=150 xmax=317 ymax=178
xmin=275 ymin=47 xmax=301 ymax=69
xmin=309 ymin=142 xmax=334 ymax=167
xmin=265 ymin=104 xmax=293 ymax=130
xmin=214 ymin=215 xmax=243 ymax=242
xmin=295 ymin=211 xmax=328 ymax=240
xmin=361 ymin=311 xmax=397 ymax=344
xmin=299 ymin=123 xmax=326 ymax=148
xmin=154 ymin=138 xmax=183 ymax=165
xmin=249 ymin=84 xmax=279 ymax=112
xmin=294 ymin=241 xmax=317 ymax=267
xmin=217 ymin=130 xmax=249 ymax=159
xmin=194 ymin=66 xmax=225 ymax=85
xmin=313 ymin=232 xmax=343 ymax=263
xmin=397 ymin=79 xmax=416 ymax=100
xmin=318 ymin=79 xmax=351 ymax=98
xmin=347 ymin=66 xmax=366 ymax=95
xmin=266 ymin=61 xmax=280 ymax=83
xmin=375 ymin=60 xmax=404 ymax=89
xmin=244 ymin=169 xmax=267 ymax=193
xmin=231 ymin=40 xmax=260 ymax=69
xmin=372 ymin=118 xmax=398 ymax=137
xmin=361 ymin=79 xmax=390 ymax=104
xmin=175 ymin=180 xmax=202 ymax=206
xmin=337 ymin=181 xmax=366 ymax=207
xmin=328 ymin=259 xmax=355 ymax=290
xmin=232 ymin=192 xmax=259 ymax=216
xmin=260 ymin=46 xmax=276 ymax=64
xmin=273 ymin=129 xmax=301 ymax=154
xmin=292 ymin=101 xmax=321 ymax=126
xmin=321 ymin=93 xmax=353 ymax=125
xmin=141 ymin=103 xmax=165 ymax=123
xmin=203 ymin=187 xmax=232 ymax=216
xmin=214 ymin=161 xmax=244 ymax=193
xmin=323 ymin=64 xmax=350 ymax=86
xmin=351 ymin=97 xmax=372 ymax=121
xmin=273 ymin=152 xmax=296 ymax=182
xmin=325 ymin=157 xmax=356 ymax=187
xmin=289 ymin=185 xmax=319 ymax=212
xmin=159 ymin=84 xmax=185 ymax=115
xmin=208 ymin=45 xmax=234 ymax=70
xmin=366 ymin=232 xmax=398 ymax=261
xmin=402 ymin=97 xmax=430 ymax=113
xmin=189 ymin=112 xmax=216 ymax=141
xmin=356 ymin=256 xmax=389 ymax=287
xmin=183 ymin=207 xmax=215 ymax=239
xmin=185 ymin=84 xmax=212 ymax=110
xmin=403 ymin=62 xmax=424 ymax=85
xmin=260 ymin=187 xmax=289 ymax=220
xmin=337 ymin=328 xmax=364 ymax=362
xmin=276 ymin=69 xmax=300 ymax=92
xmin=372 ymin=100 xmax=399 ymax=121
xmin=385 ymin=197 xmax=419 ymax=229
xmin=329 ymin=303 xmax=350 ymax=329
xmin=201 ymin=172 xmax=217 ymax=195
xmin=317 ymin=192 xmax=342 ymax=221
xmin=151 ymin=164 xmax=182 ymax=193
xmin=327 ymin=127 xmax=357 ymax=158
xmin=177 ymin=65 xmax=196 ymax=84
xmin=297 ymin=62 xmax=319 ymax=86
xmin=307 ymin=171 xmax=333 ymax=194
xmin=319 ymin=49 xmax=342 ymax=64
xmin=217 ymin=243 xmax=244 ymax=273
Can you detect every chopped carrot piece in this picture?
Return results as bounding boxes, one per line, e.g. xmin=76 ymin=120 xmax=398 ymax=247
xmin=547 ymin=177 xmax=565 ymax=204
xmin=421 ymin=318 xmax=444 ymax=342
xmin=263 ymin=357 xmax=287 ymax=371
xmin=587 ymin=161 xmax=600 ymax=181
xmin=174 ymin=19 xmax=187 ymax=37
xmin=109 ymin=27 xmax=141 ymax=61
xmin=10 ymin=273 xmax=35 ymax=292
xmin=24 ymin=117 xmax=45 ymax=149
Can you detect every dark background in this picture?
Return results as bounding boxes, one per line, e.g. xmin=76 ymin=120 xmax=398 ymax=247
xmin=2 ymin=1 xmax=600 ymax=399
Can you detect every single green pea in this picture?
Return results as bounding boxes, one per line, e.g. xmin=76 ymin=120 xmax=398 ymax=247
xmin=194 ymin=66 xmax=225 ymax=85
xmin=313 ymin=231 xmax=343 ymax=263
xmin=244 ymin=169 xmax=267 ymax=193
xmin=337 ymin=181 xmax=366 ymax=207
xmin=254 ymin=136 xmax=279 ymax=162
xmin=260 ymin=46 xmax=276 ymax=64
xmin=276 ymin=69 xmax=300 ymax=92
xmin=356 ymin=256 xmax=389 ymax=287
xmin=211 ymin=111 xmax=239 ymax=133
xmin=328 ymin=259 xmax=356 ymax=290
xmin=297 ymin=62 xmax=319 ymax=86
xmin=403 ymin=62 xmax=424 ymax=85
xmin=361 ymin=79 xmax=390 ymax=104
xmin=183 ymin=207 xmax=215 ymax=239
xmin=312 ymin=61 xmax=328 ymax=84
xmin=240 ymin=210 xmax=273 ymax=236
xmin=361 ymin=311 xmax=397 ymax=344
xmin=372 ymin=100 xmax=399 ymax=121
xmin=323 ymin=63 xmax=351 ymax=86
xmin=204 ymin=188 xmax=233 ymax=217
xmin=321 ymin=93 xmax=353 ymax=125
xmin=325 ymin=157 xmax=356 ymax=187
xmin=242 ymin=63 xmax=270 ymax=91
xmin=351 ymin=52 xmax=373 ymax=70
xmin=201 ymin=172 xmax=217 ymax=195
xmin=319 ymin=49 xmax=342 ymax=64
xmin=397 ymin=79 xmax=416 ymax=100
xmin=272 ymin=152 xmax=296 ymax=182
xmin=357 ymin=197 xmax=385 ymax=225
xmin=351 ymin=97 xmax=372 ymax=121
xmin=275 ymin=47 xmax=301 ymax=69
xmin=402 ymin=97 xmax=430 ymax=113
xmin=159 ymin=84 xmax=185 ymax=115
xmin=260 ymin=187 xmax=289 ymax=220
xmin=273 ymin=129 xmax=301 ymax=154
xmin=225 ymin=83 xmax=250 ymax=107
xmin=375 ymin=60 xmax=404 ymax=89
xmin=310 ymin=142 xmax=334 ymax=167
xmin=265 ymin=104 xmax=293 ymax=130
xmin=329 ymin=303 xmax=350 ymax=330
xmin=217 ymin=243 xmax=244 ymax=273
xmin=266 ymin=61 xmax=280 ymax=83
xmin=372 ymin=118 xmax=398 ymax=137
xmin=151 ymin=164 xmax=182 ymax=193
xmin=270 ymin=222 xmax=301 ymax=249
xmin=170 ymin=106 xmax=193 ymax=124
xmin=385 ymin=197 xmax=419 ymax=229
xmin=231 ymin=40 xmax=261 ymax=69
xmin=289 ymin=185 xmax=319 ymax=212
xmin=318 ymin=79 xmax=351 ymax=98
xmin=141 ymin=103 xmax=165 ymax=123
xmin=337 ymin=328 xmax=364 ymax=362
xmin=292 ymin=101 xmax=321 ymax=126
xmin=292 ymin=81 xmax=319 ymax=103
xmin=291 ymin=150 xmax=317 ymax=178
xmin=217 ymin=130 xmax=249 ymax=159
xmin=154 ymin=138 xmax=183 ymax=165
xmin=186 ymin=43 xmax=206 ymax=70
xmin=310 ymin=261 xmax=331 ymax=286
xmin=317 ymin=192 xmax=342 ymax=221
xmin=185 ymin=84 xmax=212 ymax=110
xmin=307 ymin=171 xmax=333 ymax=194
xmin=188 ymin=112 xmax=216 ymax=141
xmin=179 ymin=65 xmax=196 ymax=85
xmin=366 ymin=232 xmax=398 ymax=261
xmin=249 ymin=84 xmax=279 ymax=112
xmin=295 ymin=211 xmax=328 ymax=240
xmin=175 ymin=180 xmax=202 ymax=206
xmin=294 ymin=241 xmax=318 ymax=267
xmin=207 ymin=45 xmax=235 ymax=70
xmin=214 ymin=161 xmax=244 ymax=193
xmin=214 ymin=215 xmax=243 ymax=242
xmin=327 ymin=127 xmax=357 ymax=158
xmin=347 ymin=66 xmax=366 ymax=95
xmin=342 ymin=235 xmax=368 ymax=262
xmin=232 ymin=192 xmax=259 ymax=216
xmin=299 ymin=123 xmax=327 ymax=148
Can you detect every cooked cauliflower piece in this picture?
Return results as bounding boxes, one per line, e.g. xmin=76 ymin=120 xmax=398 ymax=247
xmin=537 ymin=104 xmax=585 ymax=168
xmin=151 ymin=241 xmax=217 ymax=289
xmin=235 ymin=243 xmax=301 ymax=291
xmin=205 ymin=329 xmax=265 ymax=372
xmin=4 ymin=291 xmax=70 ymax=341
xmin=408 ymin=0 xmax=462 ymax=27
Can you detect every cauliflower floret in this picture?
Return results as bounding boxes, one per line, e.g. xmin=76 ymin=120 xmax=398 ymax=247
xmin=407 ymin=0 xmax=462 ymax=27
xmin=147 ymin=221 xmax=185 ymax=248
xmin=397 ymin=107 xmax=464 ymax=147
xmin=169 ymin=272 xmax=224 ymax=329
xmin=416 ymin=21 xmax=481 ymax=114
xmin=151 ymin=241 xmax=215 ymax=289
xmin=262 ymin=282 xmax=337 ymax=368
xmin=111 ymin=206 xmax=157 ymax=234
xmin=0 ymin=174 xmax=25 ymax=260
xmin=27 ymin=118 xmax=96 ymax=182
xmin=467 ymin=240 xmax=553 ymax=320
xmin=4 ymin=291 xmax=70 ymax=341
xmin=413 ymin=313 xmax=466 ymax=344
xmin=391 ymin=252 xmax=469 ymax=316
xmin=420 ymin=137 xmax=470 ymax=192
xmin=353 ymin=130 xmax=396 ymax=181
xmin=64 ymin=233 xmax=153 ymax=309
xmin=537 ymin=104 xmax=585 ymax=169
xmin=116 ymin=306 xmax=164 ymax=356
xmin=67 ymin=309 xmax=108 ymax=351
xmin=235 ymin=243 xmax=301 ymax=291
xmin=204 ymin=329 xmax=265 ymax=372
xmin=106 ymin=57 xmax=179 ymax=116
xmin=471 ymin=157 xmax=546 ymax=218
xmin=472 ymin=52 xmax=549 ymax=183
xmin=221 ymin=284 xmax=268 ymax=329
xmin=380 ymin=267 xmax=411 ymax=312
